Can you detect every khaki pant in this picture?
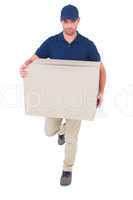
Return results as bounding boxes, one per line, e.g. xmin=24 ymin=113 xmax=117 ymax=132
xmin=44 ymin=117 xmax=81 ymax=171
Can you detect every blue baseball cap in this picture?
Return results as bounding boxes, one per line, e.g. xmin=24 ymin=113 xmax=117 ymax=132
xmin=60 ymin=4 xmax=79 ymax=21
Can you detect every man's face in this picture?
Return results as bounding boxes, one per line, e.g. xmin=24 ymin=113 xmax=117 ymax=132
xmin=61 ymin=18 xmax=80 ymax=35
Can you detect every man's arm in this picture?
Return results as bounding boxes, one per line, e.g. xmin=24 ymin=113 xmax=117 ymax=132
xmin=19 ymin=54 xmax=39 ymax=78
xmin=99 ymin=62 xmax=106 ymax=95
xmin=24 ymin=54 xmax=39 ymax=65
xmin=97 ymin=62 xmax=106 ymax=107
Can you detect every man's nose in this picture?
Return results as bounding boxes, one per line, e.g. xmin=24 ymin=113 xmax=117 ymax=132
xmin=67 ymin=21 xmax=73 ymax=26
xmin=67 ymin=24 xmax=73 ymax=28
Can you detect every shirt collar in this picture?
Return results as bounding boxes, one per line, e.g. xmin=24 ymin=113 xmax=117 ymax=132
xmin=58 ymin=30 xmax=80 ymax=44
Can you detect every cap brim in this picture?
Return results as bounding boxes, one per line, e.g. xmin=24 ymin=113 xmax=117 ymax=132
xmin=60 ymin=16 xmax=78 ymax=21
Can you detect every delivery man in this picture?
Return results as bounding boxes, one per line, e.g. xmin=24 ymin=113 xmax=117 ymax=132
xmin=19 ymin=4 xmax=106 ymax=186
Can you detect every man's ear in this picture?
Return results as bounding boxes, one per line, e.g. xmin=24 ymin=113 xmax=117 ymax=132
xmin=76 ymin=17 xmax=80 ymax=25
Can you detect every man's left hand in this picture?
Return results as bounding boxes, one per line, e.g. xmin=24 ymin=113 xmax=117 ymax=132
xmin=96 ymin=93 xmax=103 ymax=108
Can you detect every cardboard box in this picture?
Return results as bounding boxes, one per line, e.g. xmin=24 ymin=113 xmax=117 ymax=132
xmin=23 ymin=58 xmax=100 ymax=120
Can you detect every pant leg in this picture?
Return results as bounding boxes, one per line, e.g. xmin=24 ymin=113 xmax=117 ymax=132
xmin=57 ymin=121 xmax=66 ymax=136
xmin=63 ymin=118 xmax=81 ymax=171
xmin=44 ymin=117 xmax=63 ymax=136
xmin=58 ymin=118 xmax=66 ymax=136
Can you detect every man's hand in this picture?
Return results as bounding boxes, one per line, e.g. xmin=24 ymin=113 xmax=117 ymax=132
xmin=96 ymin=93 xmax=103 ymax=108
xmin=19 ymin=64 xmax=29 ymax=78
xmin=19 ymin=54 xmax=39 ymax=78
xmin=96 ymin=62 xmax=106 ymax=108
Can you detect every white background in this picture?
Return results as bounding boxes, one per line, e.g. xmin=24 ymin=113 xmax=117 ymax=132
xmin=0 ymin=0 xmax=133 ymax=199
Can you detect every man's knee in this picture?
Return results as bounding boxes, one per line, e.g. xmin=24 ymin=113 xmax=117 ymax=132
xmin=65 ymin=134 xmax=78 ymax=144
xmin=44 ymin=123 xmax=59 ymax=137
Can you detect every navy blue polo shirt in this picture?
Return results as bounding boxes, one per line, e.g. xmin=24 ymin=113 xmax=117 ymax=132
xmin=35 ymin=31 xmax=101 ymax=61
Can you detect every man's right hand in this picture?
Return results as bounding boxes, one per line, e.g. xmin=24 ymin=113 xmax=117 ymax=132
xmin=19 ymin=64 xmax=29 ymax=78
xmin=19 ymin=54 xmax=39 ymax=78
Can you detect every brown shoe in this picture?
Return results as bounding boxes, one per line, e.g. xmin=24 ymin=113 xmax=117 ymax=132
xmin=60 ymin=171 xmax=72 ymax=186
xmin=58 ymin=134 xmax=65 ymax=145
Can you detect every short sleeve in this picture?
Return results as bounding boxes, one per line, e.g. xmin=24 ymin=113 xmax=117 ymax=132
xmin=88 ymin=41 xmax=101 ymax=61
xmin=35 ymin=38 xmax=50 ymax=58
